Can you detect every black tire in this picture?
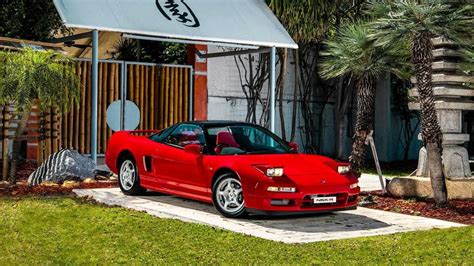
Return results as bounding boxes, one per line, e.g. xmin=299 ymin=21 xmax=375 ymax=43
xmin=118 ymin=156 xmax=146 ymax=196
xmin=212 ymin=173 xmax=247 ymax=218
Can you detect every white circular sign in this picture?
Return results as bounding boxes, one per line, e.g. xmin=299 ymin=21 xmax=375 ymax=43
xmin=106 ymin=100 xmax=140 ymax=131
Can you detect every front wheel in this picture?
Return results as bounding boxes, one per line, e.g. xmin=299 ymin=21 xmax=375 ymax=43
xmin=118 ymin=157 xmax=146 ymax=195
xmin=212 ymin=173 xmax=247 ymax=218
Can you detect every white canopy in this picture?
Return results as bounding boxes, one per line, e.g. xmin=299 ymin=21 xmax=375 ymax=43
xmin=53 ymin=0 xmax=298 ymax=49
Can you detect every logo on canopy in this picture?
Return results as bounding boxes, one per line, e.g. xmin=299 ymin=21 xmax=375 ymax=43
xmin=156 ymin=0 xmax=200 ymax=28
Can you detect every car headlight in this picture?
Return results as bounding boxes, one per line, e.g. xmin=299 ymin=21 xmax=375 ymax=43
xmin=337 ymin=165 xmax=350 ymax=174
xmin=254 ymin=165 xmax=284 ymax=177
xmin=266 ymin=168 xmax=284 ymax=177
xmin=267 ymin=186 xmax=296 ymax=193
xmin=349 ymin=182 xmax=359 ymax=189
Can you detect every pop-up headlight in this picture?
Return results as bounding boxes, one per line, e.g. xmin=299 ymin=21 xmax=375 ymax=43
xmin=337 ymin=165 xmax=350 ymax=174
xmin=349 ymin=182 xmax=359 ymax=189
xmin=253 ymin=165 xmax=284 ymax=177
xmin=266 ymin=168 xmax=284 ymax=177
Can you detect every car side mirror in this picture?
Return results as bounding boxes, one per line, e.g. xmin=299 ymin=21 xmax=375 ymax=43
xmin=289 ymin=142 xmax=298 ymax=152
xmin=184 ymin=144 xmax=202 ymax=155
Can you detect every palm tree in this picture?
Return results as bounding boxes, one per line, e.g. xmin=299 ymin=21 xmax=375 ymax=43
xmin=320 ymin=23 xmax=409 ymax=177
xmin=0 ymin=48 xmax=81 ymax=184
xmin=370 ymin=0 xmax=473 ymax=206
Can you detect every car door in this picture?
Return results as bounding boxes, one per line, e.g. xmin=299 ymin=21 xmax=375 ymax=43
xmin=154 ymin=124 xmax=208 ymax=196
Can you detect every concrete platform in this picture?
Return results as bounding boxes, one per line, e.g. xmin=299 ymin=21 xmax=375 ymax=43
xmin=73 ymin=188 xmax=465 ymax=244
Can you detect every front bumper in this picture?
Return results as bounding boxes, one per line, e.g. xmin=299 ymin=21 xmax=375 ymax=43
xmin=247 ymin=205 xmax=357 ymax=216
xmin=244 ymin=187 xmax=360 ymax=214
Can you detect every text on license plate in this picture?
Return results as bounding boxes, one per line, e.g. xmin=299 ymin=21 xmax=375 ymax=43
xmin=313 ymin=196 xmax=337 ymax=203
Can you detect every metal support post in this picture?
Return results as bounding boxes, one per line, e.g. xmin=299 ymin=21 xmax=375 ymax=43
xmin=269 ymin=46 xmax=276 ymax=133
xmin=91 ymin=29 xmax=99 ymax=162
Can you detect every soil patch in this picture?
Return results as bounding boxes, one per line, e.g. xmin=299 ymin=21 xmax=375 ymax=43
xmin=360 ymin=191 xmax=473 ymax=225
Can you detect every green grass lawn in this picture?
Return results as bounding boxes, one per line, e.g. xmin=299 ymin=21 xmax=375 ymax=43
xmin=362 ymin=160 xmax=418 ymax=177
xmin=0 ymin=197 xmax=472 ymax=264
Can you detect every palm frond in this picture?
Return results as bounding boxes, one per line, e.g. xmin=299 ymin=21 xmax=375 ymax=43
xmin=319 ymin=22 xmax=410 ymax=81
xmin=0 ymin=48 xmax=81 ymax=112
xmin=370 ymin=0 xmax=474 ymax=51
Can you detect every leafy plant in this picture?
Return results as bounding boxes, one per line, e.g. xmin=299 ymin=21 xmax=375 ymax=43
xmin=0 ymin=48 xmax=81 ymax=183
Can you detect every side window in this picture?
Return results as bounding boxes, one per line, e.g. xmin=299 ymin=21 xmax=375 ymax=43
xmin=163 ymin=124 xmax=205 ymax=148
xmin=149 ymin=125 xmax=175 ymax=143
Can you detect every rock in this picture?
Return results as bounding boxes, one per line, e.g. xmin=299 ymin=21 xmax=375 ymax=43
xmin=62 ymin=181 xmax=79 ymax=188
xmin=387 ymin=176 xmax=474 ymax=200
xmin=93 ymin=165 xmax=113 ymax=180
xmin=28 ymin=149 xmax=96 ymax=186
xmin=17 ymin=180 xmax=28 ymax=186
xmin=0 ymin=181 xmax=9 ymax=189
xmin=83 ymin=178 xmax=96 ymax=184
xmin=358 ymin=194 xmax=375 ymax=207
xmin=41 ymin=182 xmax=59 ymax=187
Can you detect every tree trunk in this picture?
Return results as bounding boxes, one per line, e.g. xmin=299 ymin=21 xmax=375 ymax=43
xmin=9 ymin=107 xmax=31 ymax=184
xmin=412 ymin=33 xmax=448 ymax=207
xmin=290 ymin=49 xmax=299 ymax=142
xmin=277 ymin=48 xmax=288 ymax=141
xmin=335 ymin=77 xmax=353 ymax=160
xmin=349 ymin=75 xmax=376 ymax=177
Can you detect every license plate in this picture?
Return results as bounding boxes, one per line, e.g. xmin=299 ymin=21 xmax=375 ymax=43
xmin=313 ymin=196 xmax=337 ymax=204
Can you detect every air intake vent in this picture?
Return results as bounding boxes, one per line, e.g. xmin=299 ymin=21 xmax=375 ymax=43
xmin=143 ymin=156 xmax=152 ymax=172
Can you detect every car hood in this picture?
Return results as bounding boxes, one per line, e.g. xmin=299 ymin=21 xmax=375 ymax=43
xmin=237 ymin=154 xmax=349 ymax=186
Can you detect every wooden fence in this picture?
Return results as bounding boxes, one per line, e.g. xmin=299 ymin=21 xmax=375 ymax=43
xmin=0 ymin=60 xmax=193 ymax=171
xmin=127 ymin=63 xmax=191 ymax=131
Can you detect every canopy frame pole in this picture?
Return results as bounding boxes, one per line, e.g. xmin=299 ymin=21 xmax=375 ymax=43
xmin=91 ymin=29 xmax=99 ymax=162
xmin=48 ymin=31 xmax=93 ymax=43
xmin=123 ymin=33 xmax=260 ymax=50
xmin=197 ymin=47 xmax=270 ymax=59
xmin=269 ymin=46 xmax=276 ymax=133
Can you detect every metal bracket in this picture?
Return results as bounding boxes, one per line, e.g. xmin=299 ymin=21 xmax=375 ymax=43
xmin=47 ymin=31 xmax=94 ymax=43
xmin=366 ymin=130 xmax=387 ymax=193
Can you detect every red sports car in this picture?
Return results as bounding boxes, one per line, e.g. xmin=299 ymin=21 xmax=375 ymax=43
xmin=105 ymin=121 xmax=360 ymax=217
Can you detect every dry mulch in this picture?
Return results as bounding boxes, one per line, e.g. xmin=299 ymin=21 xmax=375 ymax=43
xmin=0 ymin=181 xmax=118 ymax=197
xmin=360 ymin=191 xmax=474 ymax=225
xmin=16 ymin=160 xmax=38 ymax=179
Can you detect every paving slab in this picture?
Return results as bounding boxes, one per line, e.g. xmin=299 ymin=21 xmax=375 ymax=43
xmin=73 ymin=188 xmax=465 ymax=244
xmin=359 ymin=173 xmax=386 ymax=192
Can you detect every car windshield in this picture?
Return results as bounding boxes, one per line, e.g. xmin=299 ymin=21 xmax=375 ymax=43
xmin=206 ymin=124 xmax=292 ymax=155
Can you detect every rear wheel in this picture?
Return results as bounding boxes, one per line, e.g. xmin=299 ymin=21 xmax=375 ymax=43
xmin=212 ymin=173 xmax=247 ymax=218
xmin=118 ymin=156 xmax=146 ymax=195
